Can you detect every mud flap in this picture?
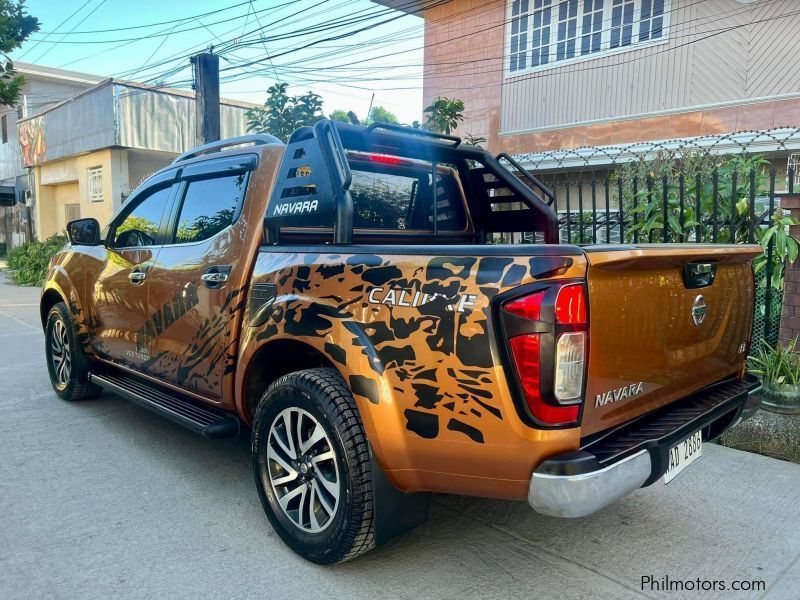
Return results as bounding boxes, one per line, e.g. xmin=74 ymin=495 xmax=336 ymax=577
xmin=370 ymin=446 xmax=431 ymax=547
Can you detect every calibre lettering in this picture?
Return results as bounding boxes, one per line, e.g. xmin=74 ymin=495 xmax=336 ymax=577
xmin=366 ymin=286 xmax=478 ymax=314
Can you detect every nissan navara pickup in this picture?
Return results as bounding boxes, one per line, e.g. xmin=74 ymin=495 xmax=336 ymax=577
xmin=42 ymin=121 xmax=762 ymax=564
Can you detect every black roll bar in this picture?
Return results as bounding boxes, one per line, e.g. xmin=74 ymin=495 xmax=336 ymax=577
xmin=366 ymin=122 xmax=461 ymax=147
xmin=314 ymin=120 xmax=353 ymax=244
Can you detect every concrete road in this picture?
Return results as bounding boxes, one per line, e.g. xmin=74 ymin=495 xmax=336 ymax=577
xmin=1 ymin=271 xmax=799 ymax=600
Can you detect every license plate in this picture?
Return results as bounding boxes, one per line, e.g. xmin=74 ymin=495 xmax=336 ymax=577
xmin=664 ymin=430 xmax=703 ymax=484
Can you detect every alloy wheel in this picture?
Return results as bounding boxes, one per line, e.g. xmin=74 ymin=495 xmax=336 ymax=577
xmin=266 ymin=407 xmax=340 ymax=533
xmin=50 ymin=318 xmax=72 ymax=388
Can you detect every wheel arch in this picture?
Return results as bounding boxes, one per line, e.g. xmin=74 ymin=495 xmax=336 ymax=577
xmin=240 ymin=338 xmax=338 ymax=424
xmin=40 ymin=286 xmax=67 ymax=327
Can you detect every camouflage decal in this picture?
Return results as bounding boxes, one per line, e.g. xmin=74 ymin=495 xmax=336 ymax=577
xmin=68 ymin=298 xmax=100 ymax=355
xmin=140 ymin=285 xmax=248 ymax=396
xmin=243 ymin=251 xmax=583 ymax=446
xmin=135 ymin=285 xmax=200 ymax=352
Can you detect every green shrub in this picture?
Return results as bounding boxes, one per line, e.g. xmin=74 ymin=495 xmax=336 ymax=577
xmin=6 ymin=234 xmax=67 ymax=286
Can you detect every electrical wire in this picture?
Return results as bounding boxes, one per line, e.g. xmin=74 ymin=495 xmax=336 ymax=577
xmin=30 ymin=0 xmax=110 ymax=63
xmin=17 ymin=0 xmax=94 ymax=59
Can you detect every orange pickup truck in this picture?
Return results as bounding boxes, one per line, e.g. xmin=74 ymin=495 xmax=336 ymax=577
xmin=42 ymin=121 xmax=762 ymax=564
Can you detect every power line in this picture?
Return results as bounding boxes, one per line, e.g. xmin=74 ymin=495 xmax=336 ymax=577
xmin=25 ymin=2 xmax=305 ymax=45
xmin=110 ymin=0 xmax=310 ymax=80
xmin=218 ymin=0 xmax=447 ymax=72
xmin=36 ymin=0 xmax=257 ymax=35
xmin=30 ymin=0 xmax=110 ymax=63
xmin=229 ymin=0 xmax=781 ymax=89
xmin=215 ymin=0 xmax=797 ymax=99
xmin=17 ymin=0 xmax=94 ymax=59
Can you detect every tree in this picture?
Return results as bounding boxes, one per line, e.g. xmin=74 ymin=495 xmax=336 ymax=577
xmin=246 ymin=82 xmax=324 ymax=142
xmin=329 ymin=109 xmax=360 ymax=125
xmin=0 ymin=1 xmax=39 ymax=106
xmin=367 ymin=105 xmax=398 ymax=125
xmin=329 ymin=109 xmax=350 ymax=123
xmin=464 ymin=132 xmax=487 ymax=147
xmin=423 ymin=97 xmax=464 ymax=135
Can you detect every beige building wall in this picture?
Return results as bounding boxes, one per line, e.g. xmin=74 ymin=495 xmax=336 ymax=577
xmin=33 ymin=148 xmax=131 ymax=238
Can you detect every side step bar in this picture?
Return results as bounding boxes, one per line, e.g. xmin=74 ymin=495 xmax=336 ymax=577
xmin=89 ymin=371 xmax=240 ymax=439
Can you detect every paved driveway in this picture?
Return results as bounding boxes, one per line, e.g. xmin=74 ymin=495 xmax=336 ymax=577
xmin=1 ymin=272 xmax=798 ymax=600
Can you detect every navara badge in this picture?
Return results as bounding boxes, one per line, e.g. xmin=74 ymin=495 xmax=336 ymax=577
xmin=692 ymin=295 xmax=707 ymax=326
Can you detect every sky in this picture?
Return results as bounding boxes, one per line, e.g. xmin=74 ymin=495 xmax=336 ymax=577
xmin=10 ymin=0 xmax=426 ymax=124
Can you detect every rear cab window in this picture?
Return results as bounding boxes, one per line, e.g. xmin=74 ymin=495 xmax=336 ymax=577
xmin=347 ymin=152 xmax=469 ymax=233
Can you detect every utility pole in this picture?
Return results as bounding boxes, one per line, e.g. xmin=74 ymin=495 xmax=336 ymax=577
xmin=191 ymin=51 xmax=220 ymax=146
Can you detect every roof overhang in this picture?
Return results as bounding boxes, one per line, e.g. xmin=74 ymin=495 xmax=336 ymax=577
xmin=13 ymin=61 xmax=103 ymax=85
xmin=515 ymin=127 xmax=800 ymax=171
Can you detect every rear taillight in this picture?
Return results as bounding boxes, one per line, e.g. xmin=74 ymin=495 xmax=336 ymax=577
xmin=501 ymin=282 xmax=588 ymax=428
xmin=554 ymin=332 xmax=586 ymax=401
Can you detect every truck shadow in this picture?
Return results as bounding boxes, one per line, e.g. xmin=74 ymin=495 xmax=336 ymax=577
xmin=70 ymin=391 xmax=789 ymax=595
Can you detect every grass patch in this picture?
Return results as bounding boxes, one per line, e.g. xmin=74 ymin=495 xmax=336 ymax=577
xmin=6 ymin=235 xmax=67 ymax=286
xmin=719 ymin=410 xmax=800 ymax=464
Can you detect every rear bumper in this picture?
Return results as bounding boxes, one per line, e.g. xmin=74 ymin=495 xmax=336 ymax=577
xmin=528 ymin=375 xmax=762 ymax=518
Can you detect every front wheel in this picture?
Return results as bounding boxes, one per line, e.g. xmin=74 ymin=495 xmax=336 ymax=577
xmin=252 ymin=368 xmax=375 ymax=564
xmin=45 ymin=302 xmax=101 ymax=401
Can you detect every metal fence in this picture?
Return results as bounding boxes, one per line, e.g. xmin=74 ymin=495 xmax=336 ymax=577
xmin=0 ymin=203 xmax=33 ymax=256
xmin=543 ymin=170 xmax=792 ymax=347
xmin=519 ymin=128 xmax=800 ymax=347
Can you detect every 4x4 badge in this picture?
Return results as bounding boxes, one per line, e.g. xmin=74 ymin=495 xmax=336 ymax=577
xmin=692 ymin=295 xmax=707 ymax=326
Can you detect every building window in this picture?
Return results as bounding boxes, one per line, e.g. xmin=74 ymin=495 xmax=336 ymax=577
xmin=87 ymin=166 xmax=104 ymax=203
xmin=580 ymin=0 xmax=604 ymax=56
xmin=610 ymin=0 xmax=636 ymax=48
xmin=556 ymin=0 xmax=578 ymax=61
xmin=530 ymin=0 xmax=552 ymax=67
xmin=1 ymin=115 xmax=7 ymax=144
xmin=509 ymin=0 xmax=530 ymax=72
xmin=638 ymin=0 xmax=665 ymax=41
xmin=507 ymin=0 xmax=670 ymax=75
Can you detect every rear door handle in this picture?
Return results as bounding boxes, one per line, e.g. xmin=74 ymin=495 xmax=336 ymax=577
xmin=201 ymin=272 xmax=228 ymax=283
xmin=201 ymin=266 xmax=231 ymax=289
xmin=129 ymin=268 xmax=147 ymax=285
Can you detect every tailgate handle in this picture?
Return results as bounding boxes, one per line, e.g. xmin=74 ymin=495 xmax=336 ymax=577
xmin=684 ymin=261 xmax=717 ymax=289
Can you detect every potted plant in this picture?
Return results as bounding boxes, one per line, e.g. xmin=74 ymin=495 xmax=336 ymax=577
xmin=748 ymin=339 xmax=800 ymax=415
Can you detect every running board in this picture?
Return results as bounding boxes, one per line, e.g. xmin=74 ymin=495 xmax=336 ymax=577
xmin=89 ymin=371 xmax=240 ymax=439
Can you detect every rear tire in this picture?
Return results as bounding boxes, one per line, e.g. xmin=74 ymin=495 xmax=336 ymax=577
xmin=252 ymin=368 xmax=375 ymax=564
xmin=45 ymin=302 xmax=101 ymax=401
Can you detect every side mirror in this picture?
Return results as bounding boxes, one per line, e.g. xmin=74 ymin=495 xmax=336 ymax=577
xmin=66 ymin=218 xmax=101 ymax=246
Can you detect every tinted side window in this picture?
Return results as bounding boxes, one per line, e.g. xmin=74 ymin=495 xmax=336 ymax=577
xmin=113 ymin=185 xmax=172 ymax=248
xmin=173 ymin=174 xmax=247 ymax=244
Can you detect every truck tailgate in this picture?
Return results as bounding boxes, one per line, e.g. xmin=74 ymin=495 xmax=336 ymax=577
xmin=581 ymin=245 xmax=761 ymax=436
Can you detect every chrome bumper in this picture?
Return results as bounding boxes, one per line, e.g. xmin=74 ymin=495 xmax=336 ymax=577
xmin=528 ymin=449 xmax=651 ymax=518
xmin=528 ymin=381 xmax=762 ymax=519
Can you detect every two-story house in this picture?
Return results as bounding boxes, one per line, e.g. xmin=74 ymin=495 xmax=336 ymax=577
xmin=375 ymin=0 xmax=800 ymax=177
xmin=21 ymin=78 xmax=257 ymax=239
xmin=0 ymin=62 xmax=102 ymax=206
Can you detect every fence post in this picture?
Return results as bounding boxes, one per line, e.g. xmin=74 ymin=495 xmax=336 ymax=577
xmin=778 ymin=194 xmax=800 ymax=345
